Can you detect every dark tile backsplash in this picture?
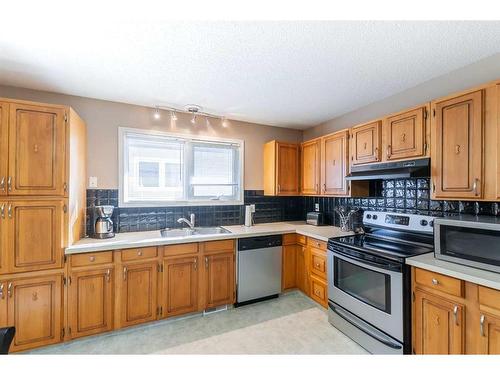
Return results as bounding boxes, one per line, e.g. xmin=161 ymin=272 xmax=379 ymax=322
xmin=86 ymin=189 xmax=304 ymax=235
xmin=86 ymin=178 xmax=500 ymax=235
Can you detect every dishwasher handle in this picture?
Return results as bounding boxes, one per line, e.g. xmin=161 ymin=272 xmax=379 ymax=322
xmin=238 ymin=235 xmax=283 ymax=251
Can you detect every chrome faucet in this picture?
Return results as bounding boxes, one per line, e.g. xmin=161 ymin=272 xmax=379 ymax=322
xmin=177 ymin=213 xmax=195 ymax=229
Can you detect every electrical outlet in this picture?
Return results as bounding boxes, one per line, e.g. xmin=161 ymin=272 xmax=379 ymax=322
xmin=89 ymin=176 xmax=98 ymax=188
xmin=315 ymin=203 xmax=320 ymax=212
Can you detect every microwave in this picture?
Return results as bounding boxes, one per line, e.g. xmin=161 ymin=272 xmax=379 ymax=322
xmin=434 ymin=215 xmax=500 ymax=273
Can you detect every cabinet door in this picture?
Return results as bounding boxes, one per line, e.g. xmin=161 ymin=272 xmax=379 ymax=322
xmin=8 ymin=103 xmax=66 ymax=196
xmin=7 ymin=275 xmax=62 ymax=352
xmin=0 ymin=102 xmax=8 ymax=196
xmin=276 ymin=143 xmax=299 ymax=195
xmin=351 ymin=121 xmax=381 ymax=165
xmin=478 ymin=312 xmax=500 ymax=354
xmin=68 ymin=267 xmax=114 ymax=339
xmin=282 ymin=244 xmax=297 ymax=291
xmin=7 ymin=200 xmax=64 ymax=273
xmin=120 ymin=261 xmax=158 ymax=328
xmin=300 ymin=140 xmax=320 ymax=195
xmin=321 ymin=131 xmax=349 ymax=195
xmin=296 ymin=245 xmax=309 ymax=295
xmin=432 ymin=91 xmax=483 ymax=199
xmin=310 ymin=274 xmax=328 ymax=308
xmin=0 ymin=203 xmax=7 ymax=275
xmin=385 ymin=107 xmax=426 ymax=161
xmin=163 ymin=256 xmax=199 ymax=317
xmin=413 ymin=289 xmax=464 ymax=354
xmin=204 ymin=252 xmax=234 ymax=308
xmin=0 ymin=279 xmax=7 ymax=328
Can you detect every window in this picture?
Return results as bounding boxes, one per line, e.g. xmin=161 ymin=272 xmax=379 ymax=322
xmin=119 ymin=127 xmax=243 ymax=206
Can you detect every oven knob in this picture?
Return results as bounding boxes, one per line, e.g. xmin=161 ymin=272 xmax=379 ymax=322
xmin=366 ymin=214 xmax=372 ymax=219
xmin=420 ymin=219 xmax=428 ymax=226
xmin=372 ymin=215 xmax=378 ymax=220
xmin=429 ymin=220 xmax=434 ymax=227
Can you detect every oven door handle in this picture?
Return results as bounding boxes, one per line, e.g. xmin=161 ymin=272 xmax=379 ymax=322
xmin=328 ymin=302 xmax=403 ymax=350
xmin=332 ymin=247 xmax=401 ymax=272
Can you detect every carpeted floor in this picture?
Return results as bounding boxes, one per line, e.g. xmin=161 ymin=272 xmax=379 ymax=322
xmin=28 ymin=292 xmax=368 ymax=355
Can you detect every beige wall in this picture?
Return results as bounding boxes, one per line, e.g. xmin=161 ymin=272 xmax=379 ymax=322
xmin=0 ymin=85 xmax=302 ymax=189
xmin=304 ymin=53 xmax=500 ymax=140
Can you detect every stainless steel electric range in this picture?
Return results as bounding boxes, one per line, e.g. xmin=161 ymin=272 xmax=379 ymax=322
xmin=327 ymin=210 xmax=435 ymax=354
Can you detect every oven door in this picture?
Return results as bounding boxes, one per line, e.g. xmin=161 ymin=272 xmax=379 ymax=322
xmin=328 ymin=248 xmax=403 ymax=341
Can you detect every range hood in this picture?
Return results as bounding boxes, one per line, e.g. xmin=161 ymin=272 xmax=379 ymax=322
xmin=346 ymin=158 xmax=430 ymax=181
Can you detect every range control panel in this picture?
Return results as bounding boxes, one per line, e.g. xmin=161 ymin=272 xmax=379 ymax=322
xmin=363 ymin=211 xmax=434 ymax=234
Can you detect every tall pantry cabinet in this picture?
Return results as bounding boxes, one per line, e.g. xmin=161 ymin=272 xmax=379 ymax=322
xmin=0 ymin=98 xmax=86 ymax=352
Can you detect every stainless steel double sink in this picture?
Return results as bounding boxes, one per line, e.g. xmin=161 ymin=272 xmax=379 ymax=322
xmin=160 ymin=226 xmax=231 ymax=238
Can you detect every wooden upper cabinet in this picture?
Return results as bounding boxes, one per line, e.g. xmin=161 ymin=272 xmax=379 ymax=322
xmin=413 ymin=289 xmax=464 ymax=354
xmin=119 ymin=261 xmax=158 ymax=328
xmin=7 ymin=200 xmax=64 ymax=274
xmin=300 ymin=139 xmax=321 ymax=195
xmin=7 ymin=274 xmax=63 ymax=352
xmin=321 ymin=130 xmax=349 ymax=195
xmin=8 ymin=103 xmax=66 ymax=196
xmin=68 ymin=267 xmax=114 ymax=339
xmin=0 ymin=102 xmax=8 ymax=196
xmin=350 ymin=120 xmax=382 ymax=165
xmin=162 ymin=256 xmax=199 ymax=317
xmin=204 ymin=252 xmax=234 ymax=308
xmin=383 ymin=106 xmax=428 ymax=161
xmin=432 ymin=90 xmax=483 ymax=199
xmin=263 ymin=140 xmax=299 ymax=196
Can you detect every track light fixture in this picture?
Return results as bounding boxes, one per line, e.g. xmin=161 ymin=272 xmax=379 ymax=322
xmin=153 ymin=104 xmax=226 ymax=126
xmin=170 ymin=111 xmax=177 ymax=121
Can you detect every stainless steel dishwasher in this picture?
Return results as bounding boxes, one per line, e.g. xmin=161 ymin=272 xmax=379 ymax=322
xmin=236 ymin=235 xmax=282 ymax=306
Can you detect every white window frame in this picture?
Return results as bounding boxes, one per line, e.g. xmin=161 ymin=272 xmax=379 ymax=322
xmin=118 ymin=127 xmax=244 ymax=207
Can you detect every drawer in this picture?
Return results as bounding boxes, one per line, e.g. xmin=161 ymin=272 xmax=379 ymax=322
xmin=121 ymin=247 xmax=158 ymax=262
xmin=70 ymin=251 xmax=113 ymax=267
xmin=283 ymin=234 xmax=296 ymax=245
xmin=296 ymin=234 xmax=307 ymax=245
xmin=310 ymin=248 xmax=327 ymax=280
xmin=307 ymin=237 xmax=327 ymax=252
xmin=310 ymin=275 xmax=328 ymax=307
xmin=164 ymin=243 xmax=198 ymax=257
xmin=478 ymin=286 xmax=500 ymax=312
xmin=414 ymin=268 xmax=464 ymax=297
xmin=202 ymin=240 xmax=235 ymax=254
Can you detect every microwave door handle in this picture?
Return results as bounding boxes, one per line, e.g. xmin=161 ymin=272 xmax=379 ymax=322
xmin=328 ymin=302 xmax=402 ymax=350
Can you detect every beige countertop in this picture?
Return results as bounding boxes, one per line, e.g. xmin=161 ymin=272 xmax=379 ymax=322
xmin=65 ymin=221 xmax=353 ymax=255
xmin=407 ymin=252 xmax=500 ymax=290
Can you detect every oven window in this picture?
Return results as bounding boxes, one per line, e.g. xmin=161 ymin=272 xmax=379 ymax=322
xmin=334 ymin=257 xmax=391 ymax=313
xmin=440 ymin=226 xmax=500 ymax=266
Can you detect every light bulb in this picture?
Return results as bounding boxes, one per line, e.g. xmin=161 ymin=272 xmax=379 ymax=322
xmin=221 ymin=116 xmax=228 ymax=128
xmin=153 ymin=106 xmax=160 ymax=120
xmin=191 ymin=114 xmax=196 ymax=124
xmin=171 ymin=111 xmax=177 ymax=121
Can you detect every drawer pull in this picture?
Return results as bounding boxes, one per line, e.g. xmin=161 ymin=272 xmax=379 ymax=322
xmin=431 ymin=278 xmax=439 ymax=286
xmin=315 ymin=263 xmax=320 ymax=268
xmin=137 ymin=250 xmax=142 ymax=256
xmin=123 ymin=267 xmax=127 ymax=281
xmin=0 ymin=204 xmax=4 ymax=219
xmin=0 ymin=283 xmax=4 ymax=299
xmin=106 ymin=269 xmax=111 ymax=282
xmin=7 ymin=282 xmax=12 ymax=298
xmin=89 ymin=256 xmax=95 ymax=262
xmin=194 ymin=258 xmax=198 ymax=271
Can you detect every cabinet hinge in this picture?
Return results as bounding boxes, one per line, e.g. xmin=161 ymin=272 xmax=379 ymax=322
xmin=63 ymin=204 xmax=67 ymax=213
xmin=412 ymin=291 xmax=415 ymax=303
xmin=424 ymin=108 xmax=428 ymax=120
xmin=424 ymin=143 xmax=428 ymax=153
xmin=64 ymin=113 xmax=68 ymax=123
xmin=61 ymin=328 xmax=65 ymax=338
xmin=63 ymin=277 xmax=66 ymax=286
xmin=68 ymin=276 xmax=72 ymax=286
xmin=433 ymin=108 xmax=436 ymax=117
xmin=63 ymin=182 xmax=67 ymax=192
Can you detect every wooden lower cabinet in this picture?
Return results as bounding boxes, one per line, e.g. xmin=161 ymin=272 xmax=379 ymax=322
xmin=478 ymin=312 xmax=500 ymax=354
xmin=204 ymin=251 xmax=235 ymax=308
xmin=119 ymin=261 xmax=158 ymax=328
xmin=7 ymin=274 xmax=63 ymax=352
xmin=0 ymin=279 xmax=7 ymax=327
xmin=413 ymin=289 xmax=464 ymax=354
xmin=310 ymin=275 xmax=328 ymax=307
xmin=282 ymin=243 xmax=297 ymax=291
xmin=68 ymin=267 xmax=114 ymax=339
xmin=162 ymin=256 xmax=199 ymax=317
xmin=296 ymin=244 xmax=309 ymax=295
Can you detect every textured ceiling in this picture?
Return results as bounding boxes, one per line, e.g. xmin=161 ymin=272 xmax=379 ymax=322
xmin=1 ymin=20 xmax=500 ymax=129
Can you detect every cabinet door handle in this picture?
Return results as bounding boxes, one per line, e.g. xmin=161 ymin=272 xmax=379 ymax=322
xmin=431 ymin=278 xmax=439 ymax=286
xmin=205 ymin=256 xmax=209 ymax=269
xmin=277 ymin=184 xmax=281 ymax=193
xmin=453 ymin=305 xmax=458 ymax=326
xmin=473 ymin=178 xmax=479 ymax=196
xmin=123 ymin=267 xmax=127 ymax=281
xmin=323 ymin=183 xmax=326 ymax=193
xmin=0 ymin=204 xmax=4 ymax=219
xmin=7 ymin=176 xmax=11 ymax=192
xmin=0 ymin=177 xmax=4 ymax=192
xmin=7 ymin=282 xmax=12 ymax=298
xmin=0 ymin=283 xmax=4 ymax=299
xmin=137 ymin=250 xmax=142 ymax=256
xmin=106 ymin=269 xmax=111 ymax=282
xmin=480 ymin=314 xmax=485 ymax=337
xmin=7 ymin=204 xmax=12 ymax=219
xmin=193 ymin=258 xmax=198 ymax=271
xmin=89 ymin=256 xmax=95 ymax=262
xmin=387 ymin=145 xmax=391 ymax=158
